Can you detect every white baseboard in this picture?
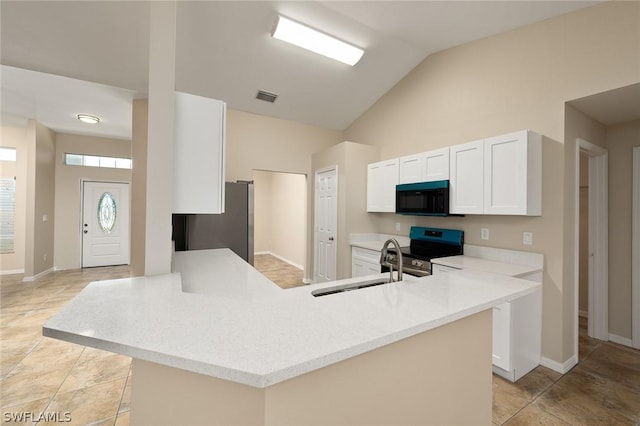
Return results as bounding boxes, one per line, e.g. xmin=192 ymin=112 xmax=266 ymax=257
xmin=258 ymin=251 xmax=304 ymax=271
xmin=609 ymin=333 xmax=633 ymax=348
xmin=22 ymin=267 xmax=54 ymax=283
xmin=1 ymin=268 xmax=24 ymax=276
xmin=540 ymin=355 xmax=577 ymax=375
xmin=254 ymin=251 xmax=270 ymax=256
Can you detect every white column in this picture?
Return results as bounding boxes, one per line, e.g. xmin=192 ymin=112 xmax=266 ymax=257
xmin=145 ymin=1 xmax=176 ymax=276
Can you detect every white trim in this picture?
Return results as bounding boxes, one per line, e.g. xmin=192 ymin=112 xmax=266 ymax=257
xmin=609 ymin=333 xmax=633 ymax=348
xmin=22 ymin=267 xmax=54 ymax=282
xmin=632 ymin=146 xmax=640 ymax=349
xmin=0 ymin=268 xmax=24 ymax=276
xmin=254 ymin=251 xmax=270 ymax=256
xmin=540 ymin=355 xmax=577 ymax=375
xmin=574 ymin=139 xmax=609 ymax=361
xmin=588 ymin=149 xmax=609 ymax=341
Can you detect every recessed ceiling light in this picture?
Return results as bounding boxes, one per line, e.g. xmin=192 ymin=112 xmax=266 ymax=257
xmin=77 ymin=114 xmax=100 ymax=124
xmin=272 ymin=15 xmax=364 ymax=66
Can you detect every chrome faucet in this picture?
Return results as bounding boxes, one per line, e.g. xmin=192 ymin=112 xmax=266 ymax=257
xmin=380 ymin=238 xmax=403 ymax=283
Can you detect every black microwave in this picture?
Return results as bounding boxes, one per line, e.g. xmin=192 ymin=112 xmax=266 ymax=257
xmin=396 ymin=180 xmax=450 ymax=216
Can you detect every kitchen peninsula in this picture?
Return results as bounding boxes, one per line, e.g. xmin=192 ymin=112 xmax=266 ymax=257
xmin=44 ymin=248 xmax=541 ymax=425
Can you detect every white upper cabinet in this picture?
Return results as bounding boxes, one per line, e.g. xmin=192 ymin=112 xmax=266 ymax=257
xmin=450 ymin=130 xmax=542 ymax=216
xmin=367 ymin=159 xmax=399 ymax=212
xmin=398 ymin=154 xmax=422 ymax=184
xmin=484 ymin=130 xmax=542 ymax=216
xmin=173 ymin=91 xmax=226 ymax=214
xmin=399 ymin=148 xmax=450 ymax=184
xmin=449 ymin=140 xmax=484 ymax=214
xmin=423 ymin=147 xmax=450 ymax=182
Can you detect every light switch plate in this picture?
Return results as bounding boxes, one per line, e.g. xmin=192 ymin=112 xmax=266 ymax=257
xmin=481 ymin=228 xmax=489 ymax=240
xmin=523 ymin=232 xmax=533 ymax=245
xmin=395 ymin=222 xmax=401 ymax=232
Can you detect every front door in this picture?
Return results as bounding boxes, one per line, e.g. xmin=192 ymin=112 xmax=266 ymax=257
xmin=314 ymin=166 xmax=337 ymax=282
xmin=82 ymin=181 xmax=130 ymax=268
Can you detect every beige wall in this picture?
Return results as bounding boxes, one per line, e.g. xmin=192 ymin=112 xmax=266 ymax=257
xmin=606 ymin=118 xmax=640 ymax=339
xmin=131 ymin=99 xmax=148 ymax=277
xmin=343 ymin=1 xmax=640 ymax=364
xmin=253 ymin=170 xmax=306 ymax=268
xmin=0 ymin=122 xmax=31 ymax=273
xmin=53 ymin=133 xmax=131 ymax=270
xmin=32 ymin=122 xmax=56 ymax=277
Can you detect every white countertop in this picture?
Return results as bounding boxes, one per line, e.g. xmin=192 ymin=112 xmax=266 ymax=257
xmin=431 ymin=255 xmax=542 ymax=278
xmin=349 ymin=233 xmax=411 ymax=251
xmin=44 ymin=248 xmax=540 ymax=388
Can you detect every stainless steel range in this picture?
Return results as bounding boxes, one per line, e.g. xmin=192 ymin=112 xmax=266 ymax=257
xmin=384 ymin=226 xmax=464 ymax=276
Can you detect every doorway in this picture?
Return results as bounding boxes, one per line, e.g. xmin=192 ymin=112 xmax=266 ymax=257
xmin=82 ymin=181 xmax=130 ymax=268
xmin=252 ymin=170 xmax=307 ymax=286
xmin=313 ymin=165 xmax=337 ymax=283
xmin=575 ymin=139 xmax=609 ymax=356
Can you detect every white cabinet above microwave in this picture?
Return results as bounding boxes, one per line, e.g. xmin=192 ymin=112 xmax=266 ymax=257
xmin=399 ymin=147 xmax=450 ymax=184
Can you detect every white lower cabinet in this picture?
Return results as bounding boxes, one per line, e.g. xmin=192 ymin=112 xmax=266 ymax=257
xmin=431 ymin=261 xmax=541 ymax=382
xmin=351 ymin=247 xmax=381 ymax=278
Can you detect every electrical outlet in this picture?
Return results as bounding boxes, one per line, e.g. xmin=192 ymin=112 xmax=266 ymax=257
xmin=42 ymin=214 xmax=48 ymax=222
xmin=481 ymin=228 xmax=490 ymax=240
xmin=395 ymin=222 xmax=401 ymax=232
xmin=523 ymin=232 xmax=533 ymax=245
xmin=44 ymin=253 xmax=47 ymax=262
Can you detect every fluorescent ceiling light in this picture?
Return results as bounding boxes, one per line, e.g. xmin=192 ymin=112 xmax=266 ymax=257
xmin=77 ymin=114 xmax=100 ymax=124
xmin=272 ymin=15 xmax=364 ymax=66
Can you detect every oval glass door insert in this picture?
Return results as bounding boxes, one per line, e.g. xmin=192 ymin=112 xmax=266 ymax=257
xmin=97 ymin=192 xmax=117 ymax=234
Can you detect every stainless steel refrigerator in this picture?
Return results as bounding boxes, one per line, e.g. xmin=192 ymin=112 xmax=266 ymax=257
xmin=172 ymin=181 xmax=254 ymax=265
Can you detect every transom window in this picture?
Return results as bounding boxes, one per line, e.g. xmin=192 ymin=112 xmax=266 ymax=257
xmin=64 ymin=153 xmax=132 ymax=169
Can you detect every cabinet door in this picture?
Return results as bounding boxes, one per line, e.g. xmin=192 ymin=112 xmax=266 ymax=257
xmin=492 ymin=302 xmax=512 ymax=371
xmin=449 ymin=140 xmax=484 ymax=214
xmin=173 ymin=92 xmax=226 ymax=214
xmin=423 ymin=148 xmax=450 ymax=182
xmin=484 ymin=130 xmax=541 ymax=216
xmin=399 ymin=154 xmax=422 ymax=184
xmin=367 ymin=159 xmax=399 ymax=212
xmin=352 ymin=259 xmax=381 ymax=277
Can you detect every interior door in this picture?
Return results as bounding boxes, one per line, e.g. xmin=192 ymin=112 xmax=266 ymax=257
xmin=314 ymin=166 xmax=337 ymax=282
xmin=82 ymin=181 xmax=130 ymax=268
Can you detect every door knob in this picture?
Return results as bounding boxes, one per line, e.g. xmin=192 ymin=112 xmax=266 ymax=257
xmin=83 ymin=230 xmax=88 ymax=234
xmin=84 ymin=224 xmax=88 ymax=227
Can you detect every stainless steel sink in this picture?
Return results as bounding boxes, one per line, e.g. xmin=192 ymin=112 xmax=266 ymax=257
xmin=311 ymin=278 xmax=391 ymax=297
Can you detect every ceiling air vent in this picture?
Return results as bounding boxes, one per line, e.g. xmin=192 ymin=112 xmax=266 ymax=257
xmin=256 ymin=90 xmax=278 ymax=103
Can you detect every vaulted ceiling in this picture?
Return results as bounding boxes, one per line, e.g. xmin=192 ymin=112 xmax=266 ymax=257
xmin=1 ymin=1 xmax=602 ymax=139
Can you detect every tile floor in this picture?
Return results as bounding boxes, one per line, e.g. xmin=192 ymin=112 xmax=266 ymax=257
xmin=253 ymin=254 xmax=305 ymax=289
xmin=2 ymin=265 xmax=640 ymax=425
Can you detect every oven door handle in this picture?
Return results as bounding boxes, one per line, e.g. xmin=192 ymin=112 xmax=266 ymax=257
xmin=400 ymin=266 xmax=430 ymax=277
